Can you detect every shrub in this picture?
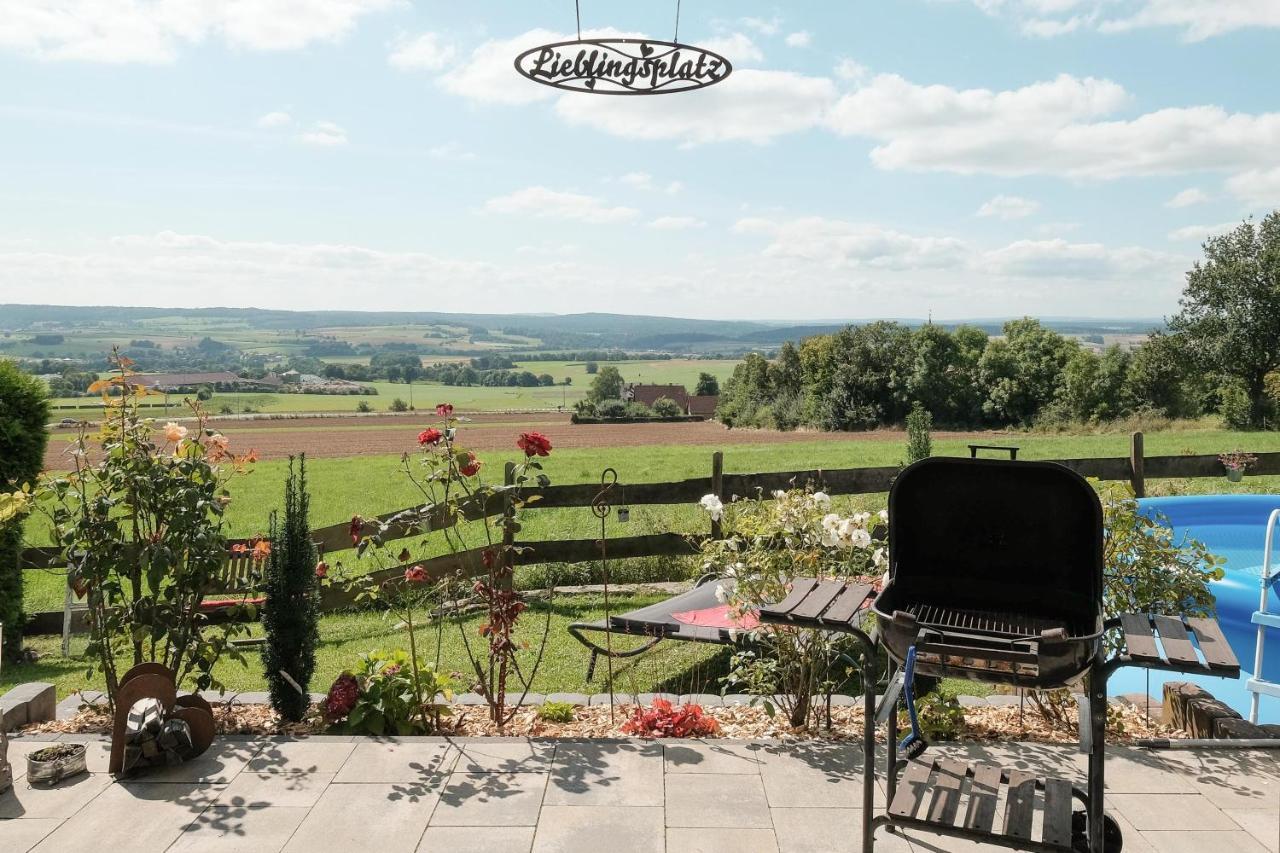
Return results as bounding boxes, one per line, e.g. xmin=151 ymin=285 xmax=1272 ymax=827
xmin=324 ymin=650 xmax=453 ymax=736
xmin=389 ymin=397 xmax=409 ymax=412
xmin=900 ymin=692 xmax=965 ymax=741
xmin=538 ymin=701 xmax=577 ymax=723
xmin=262 ymin=456 xmax=320 ymax=723
xmin=0 ymin=361 xmax=49 ymax=660
xmin=624 ymin=402 xmax=653 ymax=418
xmin=594 ymin=399 xmax=627 ymax=419
xmin=1219 ymin=382 xmax=1253 ymax=430
xmin=621 ymin=699 xmax=719 ymax=738
xmin=356 ymin=400 xmax=372 ymax=413
xmin=651 ymin=396 xmax=682 ymax=418
xmin=218 ymin=404 xmax=234 ymax=415
xmin=702 ymin=490 xmax=886 ymax=728
xmin=904 ymin=402 xmax=932 ymax=464
xmin=30 ymin=354 xmax=256 ymax=706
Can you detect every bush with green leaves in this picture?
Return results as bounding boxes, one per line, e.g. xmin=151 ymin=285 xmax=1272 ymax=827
xmin=700 ymin=489 xmax=886 ymax=728
xmin=904 ymin=402 xmax=932 ymax=465
xmin=651 ymin=396 xmax=683 ymax=418
xmin=262 ymin=456 xmax=320 ymax=723
xmin=0 ymin=361 xmax=49 ymax=661
xmin=389 ymin=397 xmax=409 ymax=412
xmin=25 ymin=354 xmax=256 ymax=707
xmin=323 ymin=650 xmax=453 ymax=736
xmin=538 ymin=701 xmax=576 ymax=723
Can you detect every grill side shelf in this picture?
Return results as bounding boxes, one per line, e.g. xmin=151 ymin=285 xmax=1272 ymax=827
xmin=1114 ymin=613 xmax=1241 ymax=677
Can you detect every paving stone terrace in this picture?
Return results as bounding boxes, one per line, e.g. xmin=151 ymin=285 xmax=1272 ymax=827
xmin=2 ymin=734 xmax=1277 ymax=853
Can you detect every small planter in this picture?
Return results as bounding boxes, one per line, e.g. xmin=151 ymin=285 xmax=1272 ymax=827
xmin=1226 ymin=468 xmax=1244 ymax=483
xmin=27 ymin=743 xmax=88 ymax=785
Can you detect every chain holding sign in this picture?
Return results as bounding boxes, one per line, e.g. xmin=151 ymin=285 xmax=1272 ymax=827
xmin=515 ymin=1 xmax=731 ymax=95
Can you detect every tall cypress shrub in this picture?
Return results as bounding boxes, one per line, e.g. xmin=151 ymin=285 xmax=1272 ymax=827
xmin=0 ymin=362 xmax=50 ymax=662
xmin=262 ymin=455 xmax=320 ymax=721
xmin=905 ymin=402 xmax=933 ymax=465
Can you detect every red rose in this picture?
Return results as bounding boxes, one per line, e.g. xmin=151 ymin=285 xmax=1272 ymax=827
xmin=349 ymin=515 xmax=363 ymax=546
xmin=315 ymin=561 xmax=329 ymax=579
xmin=436 ymin=403 xmax=454 ymax=417
xmin=458 ymin=451 xmax=482 ymax=477
xmin=517 ymin=431 xmax=552 ymax=458
xmin=482 ymin=548 xmax=498 ymax=569
xmin=404 ymin=565 xmax=428 ymax=583
xmin=418 ymin=428 xmax=443 ymax=446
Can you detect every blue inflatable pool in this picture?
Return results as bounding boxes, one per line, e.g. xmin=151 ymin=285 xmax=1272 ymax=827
xmin=1108 ymin=495 xmax=1280 ymax=723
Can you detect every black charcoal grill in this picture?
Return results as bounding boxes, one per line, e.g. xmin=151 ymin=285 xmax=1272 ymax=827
xmin=873 ymin=454 xmax=1104 ymax=688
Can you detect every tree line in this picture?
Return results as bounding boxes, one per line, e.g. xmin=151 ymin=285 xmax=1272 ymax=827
xmin=718 ymin=214 xmax=1280 ymax=432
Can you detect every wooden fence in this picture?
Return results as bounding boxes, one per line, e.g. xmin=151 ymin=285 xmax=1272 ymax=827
xmin=19 ymin=432 xmax=1280 ymax=629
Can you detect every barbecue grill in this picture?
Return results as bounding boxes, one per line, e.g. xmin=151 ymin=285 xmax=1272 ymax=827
xmin=874 ymin=455 xmax=1104 ymax=688
xmin=758 ymin=448 xmax=1243 ymax=853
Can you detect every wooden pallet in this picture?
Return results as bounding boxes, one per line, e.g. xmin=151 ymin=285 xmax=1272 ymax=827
xmin=887 ymin=758 xmax=1077 ymax=851
xmin=1118 ymin=613 xmax=1240 ymax=676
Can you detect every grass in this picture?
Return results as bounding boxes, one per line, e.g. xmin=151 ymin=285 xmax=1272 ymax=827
xmin=21 ymin=425 xmax=1280 ymax=615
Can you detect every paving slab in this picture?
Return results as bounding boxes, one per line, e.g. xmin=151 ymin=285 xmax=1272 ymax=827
xmin=0 ymin=770 xmax=113 ymax=819
xmin=545 ymin=741 xmax=663 ymax=807
xmin=332 ymin=740 xmax=456 ymax=785
xmin=125 ymin=742 xmax=259 ymax=784
xmin=217 ymin=771 xmax=335 ymax=809
xmin=666 ymin=827 xmax=779 ymax=853
xmin=532 ymin=805 xmax=663 ymax=853
xmin=1223 ymin=808 xmax=1280 ymax=853
xmin=666 ymin=773 xmax=772 ymax=828
xmin=418 ymin=826 xmax=535 ymax=852
xmin=452 ymin=739 xmax=556 ymax=773
xmin=29 ymin=782 xmax=224 ymax=853
xmin=1108 ymin=792 xmax=1240 ymax=831
xmin=431 ymin=771 xmax=548 ymax=826
xmin=756 ymin=742 xmax=866 ymax=808
xmin=282 ymin=783 xmax=437 ymax=853
xmin=1138 ymin=829 xmax=1271 ymax=853
xmin=169 ymin=805 xmax=311 ymax=853
xmin=664 ymin=740 xmax=763 ymax=774
xmin=245 ymin=740 xmax=356 ymax=774
xmin=771 ymin=808 xmax=913 ymax=853
xmin=0 ymin=817 xmax=60 ymax=853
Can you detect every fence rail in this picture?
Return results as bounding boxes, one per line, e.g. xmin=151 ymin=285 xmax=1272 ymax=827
xmin=20 ymin=434 xmax=1280 ymax=629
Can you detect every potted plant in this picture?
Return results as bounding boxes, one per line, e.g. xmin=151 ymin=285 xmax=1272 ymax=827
xmin=26 ymin=743 xmax=88 ymax=785
xmin=1218 ymin=450 xmax=1257 ymax=483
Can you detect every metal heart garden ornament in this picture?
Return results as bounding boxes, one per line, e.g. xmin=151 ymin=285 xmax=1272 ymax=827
xmin=514 ymin=38 xmax=732 ymax=95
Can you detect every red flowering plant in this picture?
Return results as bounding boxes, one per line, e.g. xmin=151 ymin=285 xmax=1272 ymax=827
xmin=621 ymin=698 xmax=721 ymax=738
xmin=344 ymin=405 xmax=556 ymax=727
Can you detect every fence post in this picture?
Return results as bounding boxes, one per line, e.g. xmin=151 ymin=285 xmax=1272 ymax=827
xmin=501 ymin=461 xmax=517 ymax=590
xmin=711 ymin=451 xmax=724 ymax=540
xmin=1130 ymin=431 xmax=1145 ymax=498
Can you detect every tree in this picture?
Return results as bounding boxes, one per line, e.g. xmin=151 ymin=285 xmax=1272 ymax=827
xmin=584 ymin=361 xmax=599 ymax=375
xmin=978 ymin=318 xmax=1075 ymax=425
xmin=652 ymin=396 xmax=683 ymax=418
xmin=0 ymin=361 xmax=49 ymax=660
xmin=771 ymin=342 xmax=803 ymax=398
xmin=588 ymin=365 xmax=624 ymax=403
xmin=907 ymin=325 xmax=961 ymax=421
xmin=1168 ymin=214 xmax=1280 ymax=427
xmin=905 ymin=402 xmax=932 ymax=464
xmin=1124 ymin=333 xmax=1198 ymax=418
xmin=694 ymin=372 xmax=720 ymax=396
xmin=262 ymin=456 xmax=320 ymax=722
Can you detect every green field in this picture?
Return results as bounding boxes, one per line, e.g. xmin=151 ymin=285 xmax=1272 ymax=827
xmin=43 ymin=358 xmax=740 ymax=418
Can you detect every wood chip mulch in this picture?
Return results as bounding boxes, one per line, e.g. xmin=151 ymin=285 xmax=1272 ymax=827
xmin=24 ymin=698 xmax=1180 ymax=744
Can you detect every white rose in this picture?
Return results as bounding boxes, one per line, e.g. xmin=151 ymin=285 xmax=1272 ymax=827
xmin=811 ymin=491 xmax=831 ymax=508
xmin=699 ymin=494 xmax=725 ymax=521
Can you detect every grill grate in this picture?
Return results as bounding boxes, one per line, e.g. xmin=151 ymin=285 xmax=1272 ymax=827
xmin=904 ymin=603 xmax=1069 ymax=639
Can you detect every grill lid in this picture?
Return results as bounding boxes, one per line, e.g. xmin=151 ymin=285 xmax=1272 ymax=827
xmin=887 ymin=457 xmax=1103 ymax=618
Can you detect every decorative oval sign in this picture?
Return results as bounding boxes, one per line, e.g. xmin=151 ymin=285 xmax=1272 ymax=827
xmin=514 ymin=39 xmax=732 ymax=95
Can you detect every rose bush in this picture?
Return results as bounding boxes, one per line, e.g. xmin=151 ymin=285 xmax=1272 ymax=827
xmin=699 ymin=489 xmax=885 ymax=728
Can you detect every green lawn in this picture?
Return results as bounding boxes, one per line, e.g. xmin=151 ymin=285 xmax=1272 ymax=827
xmin=20 ymin=425 xmax=1280 ymax=617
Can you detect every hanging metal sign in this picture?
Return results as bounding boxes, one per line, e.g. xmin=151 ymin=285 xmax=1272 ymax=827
xmin=514 ymin=39 xmax=732 ymax=95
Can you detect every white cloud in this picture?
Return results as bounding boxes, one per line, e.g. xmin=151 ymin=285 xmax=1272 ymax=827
xmin=1225 ymin=167 xmax=1280 ymax=206
xmin=388 ymin=31 xmax=457 ymax=71
xmin=649 ymin=216 xmax=706 ymax=229
xmin=483 ymin=186 xmax=638 ymax=223
xmin=784 ymin=31 xmax=812 ymax=47
xmin=617 ymin=173 xmax=683 ymax=193
xmin=1166 ymin=188 xmax=1210 ymax=208
xmin=700 ymin=33 xmax=763 ymax=65
xmin=255 ymin=110 xmax=293 ymax=128
xmin=557 ymin=68 xmax=837 ymax=145
xmin=834 ymin=58 xmax=869 ymax=82
xmin=954 ymin=0 xmax=1280 ymax=41
xmin=0 ymin=0 xmax=399 ymax=63
xmin=297 ymin=121 xmax=347 ymax=147
xmin=1167 ymin=222 xmax=1240 ymax=241
xmin=734 ymin=216 xmax=971 ymax=271
xmin=739 ymin=16 xmax=782 ymax=36
xmin=977 ymin=194 xmax=1041 ymax=219
xmin=981 ymin=238 xmax=1177 ymax=278
xmin=826 ymin=72 xmax=1280 ymax=179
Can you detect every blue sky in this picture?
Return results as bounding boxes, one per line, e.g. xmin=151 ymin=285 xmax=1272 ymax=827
xmin=0 ymin=0 xmax=1276 ymax=321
